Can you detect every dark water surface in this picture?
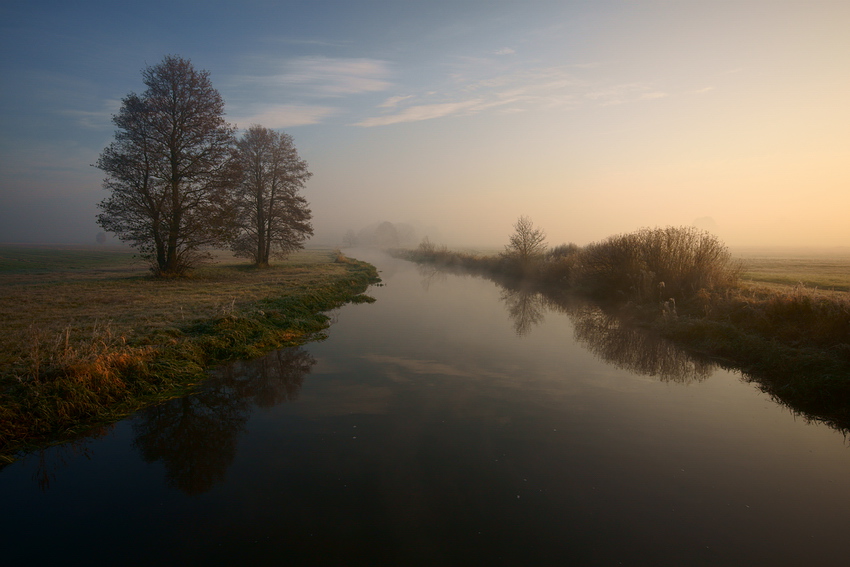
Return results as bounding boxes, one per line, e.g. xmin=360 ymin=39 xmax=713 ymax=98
xmin=3 ymin=250 xmax=850 ymax=566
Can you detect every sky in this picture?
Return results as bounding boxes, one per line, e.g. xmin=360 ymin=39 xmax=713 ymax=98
xmin=1 ymin=0 xmax=849 ymax=249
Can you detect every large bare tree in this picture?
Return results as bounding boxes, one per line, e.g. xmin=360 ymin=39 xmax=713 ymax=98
xmin=230 ymin=125 xmax=313 ymax=267
xmin=96 ymin=55 xmax=236 ymax=276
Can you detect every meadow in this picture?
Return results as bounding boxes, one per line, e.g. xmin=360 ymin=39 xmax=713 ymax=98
xmin=736 ymin=247 xmax=850 ymax=293
xmin=0 ymin=245 xmax=379 ymax=461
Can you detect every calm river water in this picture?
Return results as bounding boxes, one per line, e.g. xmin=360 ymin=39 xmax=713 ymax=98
xmin=3 ymin=249 xmax=850 ymax=566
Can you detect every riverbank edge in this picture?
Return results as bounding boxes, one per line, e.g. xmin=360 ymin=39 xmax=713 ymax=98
xmin=0 ymin=255 xmax=381 ymax=464
xmin=395 ymin=248 xmax=850 ymax=431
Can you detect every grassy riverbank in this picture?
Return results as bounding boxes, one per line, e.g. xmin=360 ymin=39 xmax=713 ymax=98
xmin=0 ymin=246 xmax=380 ymax=462
xmin=396 ymin=232 xmax=850 ymax=429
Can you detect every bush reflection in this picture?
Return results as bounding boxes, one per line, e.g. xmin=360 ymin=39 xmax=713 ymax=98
xmin=495 ymin=284 xmax=715 ymax=384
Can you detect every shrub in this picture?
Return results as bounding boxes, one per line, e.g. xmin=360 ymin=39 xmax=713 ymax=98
xmin=539 ymin=243 xmax=581 ymax=285
xmin=572 ymin=226 xmax=738 ymax=302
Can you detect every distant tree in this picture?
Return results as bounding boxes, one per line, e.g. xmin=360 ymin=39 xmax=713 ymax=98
xmin=373 ymin=221 xmax=400 ymax=248
xmin=342 ymin=229 xmax=358 ymax=247
xmin=505 ymin=216 xmax=547 ymax=266
xmin=229 ymin=125 xmax=313 ymax=266
xmin=95 ymin=232 xmax=107 ymax=245
xmin=95 ymin=55 xmax=236 ymax=276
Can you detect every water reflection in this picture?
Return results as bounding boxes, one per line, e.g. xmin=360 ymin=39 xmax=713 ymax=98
xmin=499 ymin=286 xmax=546 ymax=336
xmin=415 ymin=262 xmax=850 ymax=432
xmin=491 ymin=281 xmax=715 ymax=383
xmin=568 ymin=305 xmax=714 ymax=383
xmin=132 ymin=347 xmax=315 ymax=494
xmin=29 ymin=428 xmax=110 ymax=491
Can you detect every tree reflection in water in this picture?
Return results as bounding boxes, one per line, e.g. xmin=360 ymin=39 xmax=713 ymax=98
xmin=500 ymin=286 xmax=547 ymax=337
xmin=415 ymin=262 xmax=452 ymax=291
xmin=132 ymin=347 xmax=315 ymax=494
xmin=495 ymin=282 xmax=715 ymax=384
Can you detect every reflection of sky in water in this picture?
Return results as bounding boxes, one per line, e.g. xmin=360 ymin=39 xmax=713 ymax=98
xmin=3 ymin=249 xmax=850 ymax=566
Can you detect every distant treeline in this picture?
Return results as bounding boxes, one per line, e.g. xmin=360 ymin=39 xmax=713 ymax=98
xmin=403 ymin=224 xmax=739 ymax=303
xmin=396 ymin=222 xmax=850 ymax=430
xmin=342 ymin=221 xmax=419 ymax=249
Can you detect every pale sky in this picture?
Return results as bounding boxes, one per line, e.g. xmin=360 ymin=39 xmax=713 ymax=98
xmin=1 ymin=0 xmax=848 ymax=248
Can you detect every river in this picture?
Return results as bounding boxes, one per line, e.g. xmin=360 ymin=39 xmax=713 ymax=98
xmin=2 ymin=249 xmax=850 ymax=566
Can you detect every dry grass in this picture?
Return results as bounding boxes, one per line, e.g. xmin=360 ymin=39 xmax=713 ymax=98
xmin=0 ymin=245 xmax=379 ymax=461
xmin=737 ymin=251 xmax=850 ymax=294
xmin=0 ymin=246 xmax=346 ymax=373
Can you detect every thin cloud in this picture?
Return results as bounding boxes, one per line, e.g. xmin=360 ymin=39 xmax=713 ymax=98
xmin=355 ymin=100 xmax=483 ymax=127
xmin=59 ymin=99 xmax=121 ymax=129
xmin=585 ymin=83 xmax=667 ymax=106
xmin=242 ymin=56 xmax=392 ymax=97
xmin=379 ymin=95 xmax=415 ymax=108
xmin=356 ymin=66 xmax=588 ymax=126
xmin=232 ymin=104 xmax=338 ymax=129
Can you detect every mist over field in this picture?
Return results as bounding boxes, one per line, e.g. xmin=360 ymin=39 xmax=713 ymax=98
xmin=2 ymin=1 xmax=849 ymax=250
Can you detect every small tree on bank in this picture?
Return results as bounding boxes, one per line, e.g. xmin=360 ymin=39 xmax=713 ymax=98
xmin=230 ymin=125 xmax=313 ymax=266
xmin=96 ymin=55 xmax=236 ymax=276
xmin=504 ymin=216 xmax=547 ymax=267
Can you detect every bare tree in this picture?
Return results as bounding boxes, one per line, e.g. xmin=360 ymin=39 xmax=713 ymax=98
xmin=230 ymin=125 xmax=313 ymax=266
xmin=505 ymin=216 xmax=547 ymax=266
xmin=342 ymin=229 xmax=358 ymax=247
xmin=96 ymin=55 xmax=236 ymax=276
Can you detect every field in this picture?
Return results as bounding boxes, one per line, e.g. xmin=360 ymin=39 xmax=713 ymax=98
xmin=0 ymin=245 xmax=351 ymax=371
xmin=0 ymin=244 xmax=379 ymax=460
xmin=735 ymin=247 xmax=850 ymax=293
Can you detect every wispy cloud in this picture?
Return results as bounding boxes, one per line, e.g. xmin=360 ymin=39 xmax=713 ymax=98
xmin=355 ymin=66 xmax=589 ymax=127
xmin=59 ymin=99 xmax=121 ymax=130
xmin=355 ymin=100 xmax=485 ymax=127
xmin=238 ymin=56 xmax=392 ymax=97
xmin=378 ymin=95 xmax=415 ymax=108
xmin=231 ymin=104 xmax=338 ymax=129
xmin=224 ymin=55 xmax=393 ymax=127
xmin=585 ymin=83 xmax=668 ymax=106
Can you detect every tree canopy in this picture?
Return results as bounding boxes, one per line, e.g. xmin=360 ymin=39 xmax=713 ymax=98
xmin=96 ymin=55 xmax=237 ymax=276
xmin=229 ymin=125 xmax=313 ymax=266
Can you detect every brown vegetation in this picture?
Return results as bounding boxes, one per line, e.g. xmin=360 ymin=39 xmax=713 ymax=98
xmin=397 ymin=223 xmax=850 ymax=428
xmin=0 ymin=247 xmax=379 ymax=462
